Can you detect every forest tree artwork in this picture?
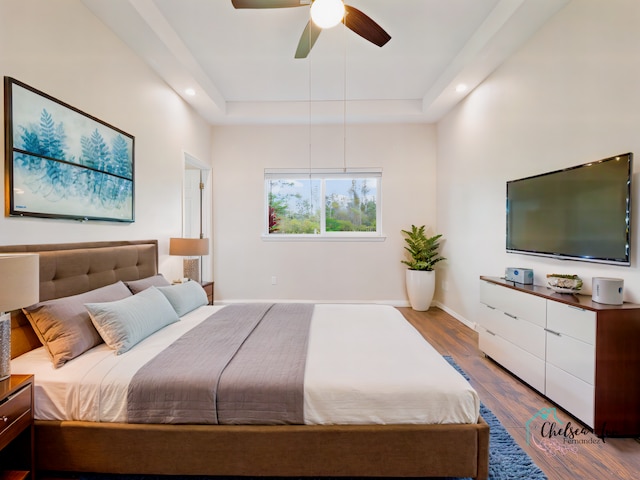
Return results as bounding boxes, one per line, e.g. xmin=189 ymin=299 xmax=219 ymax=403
xmin=4 ymin=77 xmax=134 ymax=222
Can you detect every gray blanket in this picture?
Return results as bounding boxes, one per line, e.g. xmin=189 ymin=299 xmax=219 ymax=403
xmin=127 ymin=303 xmax=314 ymax=425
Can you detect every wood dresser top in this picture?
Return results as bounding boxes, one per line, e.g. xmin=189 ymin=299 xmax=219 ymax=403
xmin=480 ymin=276 xmax=640 ymax=312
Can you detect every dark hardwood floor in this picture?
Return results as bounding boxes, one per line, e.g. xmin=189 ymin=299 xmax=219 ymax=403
xmin=400 ymin=307 xmax=640 ymax=480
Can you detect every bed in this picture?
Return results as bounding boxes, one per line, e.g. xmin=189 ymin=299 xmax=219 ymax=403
xmin=5 ymin=240 xmax=489 ymax=479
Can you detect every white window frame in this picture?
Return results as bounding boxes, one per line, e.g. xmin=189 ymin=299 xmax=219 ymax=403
xmin=263 ymin=168 xmax=385 ymax=242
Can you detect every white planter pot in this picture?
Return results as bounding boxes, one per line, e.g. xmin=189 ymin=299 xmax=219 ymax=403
xmin=405 ymin=269 xmax=436 ymax=311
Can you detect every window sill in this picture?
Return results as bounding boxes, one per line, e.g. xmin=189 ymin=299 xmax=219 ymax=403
xmin=261 ymin=234 xmax=387 ymax=242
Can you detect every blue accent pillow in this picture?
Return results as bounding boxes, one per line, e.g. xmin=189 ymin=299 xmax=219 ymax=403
xmin=156 ymin=281 xmax=208 ymax=316
xmin=86 ymin=286 xmax=179 ymax=355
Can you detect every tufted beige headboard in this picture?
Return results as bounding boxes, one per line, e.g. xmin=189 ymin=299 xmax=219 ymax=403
xmin=0 ymin=240 xmax=158 ymax=358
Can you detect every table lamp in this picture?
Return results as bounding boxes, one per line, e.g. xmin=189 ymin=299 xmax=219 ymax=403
xmin=0 ymin=253 xmax=39 ymax=380
xmin=169 ymin=237 xmax=209 ymax=282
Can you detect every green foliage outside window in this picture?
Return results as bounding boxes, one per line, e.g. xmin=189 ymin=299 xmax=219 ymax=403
xmin=267 ymin=175 xmax=379 ymax=235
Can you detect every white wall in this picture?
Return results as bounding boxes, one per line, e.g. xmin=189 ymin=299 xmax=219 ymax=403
xmin=0 ymin=0 xmax=212 ymax=280
xmin=212 ymin=123 xmax=437 ymax=303
xmin=437 ymin=0 xmax=640 ymax=325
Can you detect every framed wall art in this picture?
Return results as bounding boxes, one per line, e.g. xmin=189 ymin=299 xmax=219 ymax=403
xmin=4 ymin=77 xmax=134 ymax=222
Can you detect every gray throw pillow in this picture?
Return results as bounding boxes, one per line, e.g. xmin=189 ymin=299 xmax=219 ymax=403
xmin=125 ymin=274 xmax=171 ymax=294
xmin=23 ymin=281 xmax=132 ymax=368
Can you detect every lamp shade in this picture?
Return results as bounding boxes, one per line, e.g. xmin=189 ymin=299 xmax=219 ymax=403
xmin=0 ymin=254 xmax=39 ymax=312
xmin=169 ymin=238 xmax=209 ymax=256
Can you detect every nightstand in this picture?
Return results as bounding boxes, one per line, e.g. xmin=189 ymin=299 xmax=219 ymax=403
xmin=200 ymin=281 xmax=214 ymax=305
xmin=0 ymin=375 xmax=34 ymax=480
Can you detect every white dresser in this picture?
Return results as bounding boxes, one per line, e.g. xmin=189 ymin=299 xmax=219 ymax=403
xmin=478 ymin=276 xmax=640 ymax=437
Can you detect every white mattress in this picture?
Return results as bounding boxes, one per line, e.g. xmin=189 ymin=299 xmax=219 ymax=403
xmin=11 ymin=304 xmax=480 ymax=425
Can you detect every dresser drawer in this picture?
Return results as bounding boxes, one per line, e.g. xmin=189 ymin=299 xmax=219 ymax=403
xmin=547 ymin=301 xmax=596 ymax=345
xmin=0 ymin=383 xmax=32 ymax=446
xmin=480 ymin=280 xmax=546 ymax=327
xmin=479 ymin=325 xmax=545 ymax=394
xmin=546 ymin=363 xmax=594 ymax=428
xmin=546 ymin=329 xmax=595 ymax=384
xmin=479 ymin=303 xmax=545 ymax=359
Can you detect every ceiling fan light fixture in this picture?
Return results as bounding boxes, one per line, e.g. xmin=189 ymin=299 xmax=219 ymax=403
xmin=310 ymin=0 xmax=345 ymax=29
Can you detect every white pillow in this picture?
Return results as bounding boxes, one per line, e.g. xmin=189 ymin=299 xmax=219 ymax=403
xmin=156 ymin=281 xmax=208 ymax=316
xmin=85 ymin=287 xmax=179 ymax=355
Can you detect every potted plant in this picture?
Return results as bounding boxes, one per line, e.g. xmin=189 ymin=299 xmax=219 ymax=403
xmin=401 ymin=225 xmax=446 ymax=311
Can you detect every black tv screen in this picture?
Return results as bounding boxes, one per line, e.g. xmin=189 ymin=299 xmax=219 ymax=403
xmin=506 ymin=153 xmax=632 ymax=266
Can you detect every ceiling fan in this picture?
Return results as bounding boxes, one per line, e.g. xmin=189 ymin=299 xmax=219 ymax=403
xmin=231 ymin=0 xmax=391 ymax=58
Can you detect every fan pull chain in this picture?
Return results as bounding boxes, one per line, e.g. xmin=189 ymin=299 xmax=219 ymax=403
xmin=308 ymin=7 xmax=314 ymax=226
xmin=343 ymin=14 xmax=347 ymax=173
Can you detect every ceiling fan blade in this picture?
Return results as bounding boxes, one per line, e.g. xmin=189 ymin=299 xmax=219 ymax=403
xmin=343 ymin=5 xmax=391 ymax=48
xmin=231 ymin=0 xmax=304 ymax=8
xmin=295 ymin=20 xmax=322 ymax=58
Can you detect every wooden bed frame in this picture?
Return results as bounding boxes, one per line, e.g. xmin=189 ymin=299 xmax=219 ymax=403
xmin=5 ymin=240 xmax=489 ymax=479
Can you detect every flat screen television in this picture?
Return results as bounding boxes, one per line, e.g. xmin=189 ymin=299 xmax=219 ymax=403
xmin=506 ymin=153 xmax=632 ymax=266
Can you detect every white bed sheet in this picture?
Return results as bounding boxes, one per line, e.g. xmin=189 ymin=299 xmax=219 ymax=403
xmin=11 ymin=304 xmax=479 ymax=425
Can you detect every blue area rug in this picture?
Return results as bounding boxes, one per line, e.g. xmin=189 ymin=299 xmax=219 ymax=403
xmin=443 ymin=355 xmax=547 ymax=480
xmin=80 ymin=356 xmax=546 ymax=480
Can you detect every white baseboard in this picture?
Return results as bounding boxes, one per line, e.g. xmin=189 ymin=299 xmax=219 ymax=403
xmin=432 ymin=301 xmax=477 ymax=330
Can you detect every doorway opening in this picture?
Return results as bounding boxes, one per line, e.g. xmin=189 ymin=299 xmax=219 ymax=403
xmin=183 ymin=152 xmax=211 ymax=282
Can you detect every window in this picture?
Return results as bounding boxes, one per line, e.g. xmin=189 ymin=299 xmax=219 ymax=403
xmin=265 ymin=169 xmax=382 ymax=239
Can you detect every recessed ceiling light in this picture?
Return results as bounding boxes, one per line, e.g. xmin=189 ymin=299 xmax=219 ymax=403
xmin=455 ymin=84 xmax=468 ymax=93
xmin=185 ymin=88 xmax=196 ymax=96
